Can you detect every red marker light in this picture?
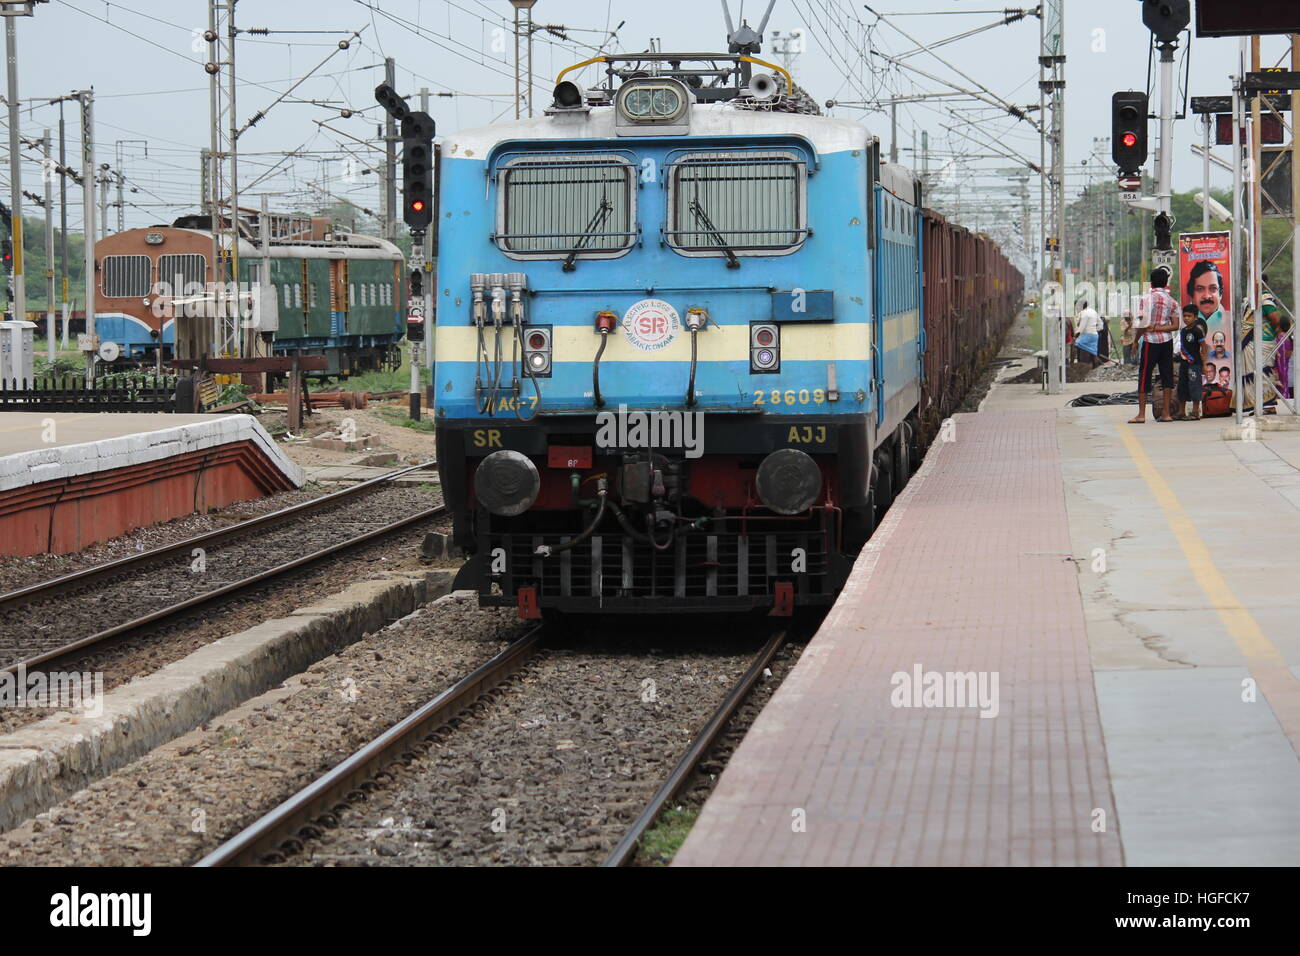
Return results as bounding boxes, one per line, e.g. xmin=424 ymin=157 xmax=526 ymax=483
xmin=1121 ymin=132 xmax=1137 ymax=148
xmin=411 ymin=199 xmax=426 ymax=212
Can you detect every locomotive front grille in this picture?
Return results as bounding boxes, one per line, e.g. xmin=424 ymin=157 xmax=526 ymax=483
xmin=487 ymin=530 xmax=833 ymax=606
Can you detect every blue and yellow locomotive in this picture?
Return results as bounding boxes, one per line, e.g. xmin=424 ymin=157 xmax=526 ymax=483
xmin=433 ymin=52 xmax=1017 ymax=616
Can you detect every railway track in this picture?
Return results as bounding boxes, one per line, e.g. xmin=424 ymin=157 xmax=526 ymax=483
xmin=196 ymin=625 xmax=788 ymax=868
xmin=0 ymin=463 xmax=445 ymax=676
xmin=601 ymin=629 xmax=786 ymax=867
xmin=196 ymin=624 xmax=547 ymax=867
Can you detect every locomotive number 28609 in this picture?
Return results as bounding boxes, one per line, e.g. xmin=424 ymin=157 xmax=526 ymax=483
xmin=752 ymin=388 xmax=826 ymax=406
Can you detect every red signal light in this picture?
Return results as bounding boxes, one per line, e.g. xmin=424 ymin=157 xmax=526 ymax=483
xmin=411 ymin=199 xmax=426 ymax=212
xmin=1121 ymin=132 xmax=1137 ymax=148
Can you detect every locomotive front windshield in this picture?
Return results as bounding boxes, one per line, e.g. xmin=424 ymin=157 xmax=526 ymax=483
xmin=497 ymin=154 xmax=636 ymax=257
xmin=666 ymin=150 xmax=807 ymax=254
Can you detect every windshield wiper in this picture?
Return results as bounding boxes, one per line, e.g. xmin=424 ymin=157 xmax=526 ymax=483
xmin=563 ymin=197 xmax=614 ymax=272
xmin=688 ymin=198 xmax=740 ymax=269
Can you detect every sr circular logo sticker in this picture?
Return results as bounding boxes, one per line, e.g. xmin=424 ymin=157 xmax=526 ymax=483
xmin=621 ymin=298 xmax=680 ymax=352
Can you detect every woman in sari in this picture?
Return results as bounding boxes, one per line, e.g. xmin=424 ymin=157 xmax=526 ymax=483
xmin=1239 ymin=303 xmax=1294 ymax=412
xmin=1263 ymin=299 xmax=1293 ymax=403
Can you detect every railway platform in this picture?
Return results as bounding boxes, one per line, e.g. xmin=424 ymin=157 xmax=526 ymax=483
xmin=675 ymin=369 xmax=1300 ymax=867
xmin=0 ymin=412 xmax=304 ymax=556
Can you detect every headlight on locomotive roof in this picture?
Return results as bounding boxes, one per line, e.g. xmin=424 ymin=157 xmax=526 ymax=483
xmin=614 ymin=78 xmax=690 ymax=134
xmin=474 ymin=450 xmax=541 ymax=517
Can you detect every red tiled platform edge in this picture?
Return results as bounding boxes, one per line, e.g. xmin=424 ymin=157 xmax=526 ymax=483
xmin=0 ymin=416 xmax=303 ymax=556
xmin=675 ymin=410 xmax=1123 ymax=867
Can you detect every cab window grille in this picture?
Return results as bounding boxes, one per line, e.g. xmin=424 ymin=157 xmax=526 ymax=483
xmin=156 ymin=254 xmax=206 ymax=294
xmin=496 ymin=154 xmax=635 ymax=257
xmin=101 ymin=254 xmax=151 ymax=297
xmin=666 ymin=150 xmax=807 ymax=255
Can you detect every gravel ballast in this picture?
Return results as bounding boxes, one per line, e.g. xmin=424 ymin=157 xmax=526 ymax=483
xmin=0 ymin=496 xmax=449 ymax=736
xmin=274 ymin=625 xmax=779 ymax=867
xmin=0 ymin=594 xmax=517 ymax=866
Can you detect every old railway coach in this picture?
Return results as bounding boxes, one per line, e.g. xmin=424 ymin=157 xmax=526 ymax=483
xmin=93 ymin=215 xmax=406 ymax=375
xmin=435 ymin=57 xmax=1021 ymax=617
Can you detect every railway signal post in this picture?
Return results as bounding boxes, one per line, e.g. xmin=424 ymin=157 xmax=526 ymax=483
xmin=1115 ymin=3 xmax=1189 ymax=272
xmin=376 ymin=82 xmax=436 ymax=422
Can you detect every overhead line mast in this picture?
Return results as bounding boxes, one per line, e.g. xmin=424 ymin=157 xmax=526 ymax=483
xmin=1039 ymin=0 xmax=1065 ymax=394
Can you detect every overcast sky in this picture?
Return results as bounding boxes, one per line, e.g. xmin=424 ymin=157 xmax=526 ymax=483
xmin=4 ymin=0 xmax=1292 ymax=237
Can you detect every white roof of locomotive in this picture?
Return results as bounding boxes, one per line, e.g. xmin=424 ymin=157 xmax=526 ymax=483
xmin=878 ymin=160 xmax=919 ymax=200
xmin=443 ymin=101 xmax=875 ymax=161
xmin=118 ymin=226 xmax=403 ymax=261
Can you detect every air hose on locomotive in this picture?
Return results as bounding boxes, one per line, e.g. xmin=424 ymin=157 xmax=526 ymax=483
xmin=535 ymin=478 xmax=609 ymax=557
xmin=507 ymin=273 xmax=542 ymax=421
xmin=592 ymin=310 xmax=616 ymax=407
xmin=684 ymin=307 xmax=707 ymax=407
xmin=471 ymin=274 xmax=497 ymax=415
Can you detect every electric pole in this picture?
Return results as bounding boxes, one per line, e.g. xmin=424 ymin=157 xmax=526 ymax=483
xmin=42 ymin=128 xmax=52 ymax=361
xmin=511 ymin=0 xmax=537 ymax=119
xmin=769 ymin=28 xmax=803 ymax=75
xmin=383 ymin=57 xmax=397 ymax=242
xmin=3 ymin=3 xmax=38 ymax=324
xmin=78 ymin=89 xmax=95 ymax=381
xmin=57 ymin=97 xmax=67 ymax=343
xmin=1039 ymin=0 xmax=1066 ymax=393
xmin=98 ymin=164 xmax=109 ymax=238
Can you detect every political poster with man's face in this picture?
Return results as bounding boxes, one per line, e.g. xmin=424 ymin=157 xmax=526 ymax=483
xmin=1178 ymin=231 xmax=1232 ymax=385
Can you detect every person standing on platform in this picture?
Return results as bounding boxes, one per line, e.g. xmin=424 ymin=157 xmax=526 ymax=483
xmin=1121 ymin=311 xmax=1136 ymax=364
xmin=1129 ymin=268 xmax=1179 ymax=424
xmin=1074 ymin=301 xmax=1103 ymax=368
xmin=1260 ymin=296 xmax=1293 ymax=408
xmin=1174 ymin=303 xmax=1207 ymax=420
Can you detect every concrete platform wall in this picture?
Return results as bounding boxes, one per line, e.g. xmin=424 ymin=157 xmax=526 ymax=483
xmin=0 ymin=415 xmax=304 ymax=556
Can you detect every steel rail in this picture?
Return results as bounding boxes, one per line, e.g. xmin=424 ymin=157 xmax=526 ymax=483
xmin=0 ymin=460 xmax=438 ymax=610
xmin=601 ymin=629 xmax=787 ymax=867
xmin=196 ymin=625 xmax=546 ymax=867
xmin=0 ymin=503 xmax=446 ymax=678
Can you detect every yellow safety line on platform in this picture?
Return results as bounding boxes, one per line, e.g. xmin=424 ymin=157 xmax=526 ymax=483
xmin=1117 ymin=426 xmax=1278 ymax=660
xmin=1117 ymin=425 xmax=1300 ymax=759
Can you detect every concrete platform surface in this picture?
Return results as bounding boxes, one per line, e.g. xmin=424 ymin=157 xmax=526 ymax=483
xmin=675 ymin=376 xmax=1300 ymax=867
xmin=0 ymin=412 xmax=225 ymax=455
